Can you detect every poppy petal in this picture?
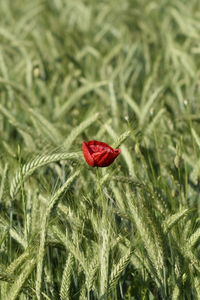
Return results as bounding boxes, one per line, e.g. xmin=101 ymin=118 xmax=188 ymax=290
xmin=88 ymin=140 xmax=113 ymax=152
xmin=82 ymin=142 xmax=95 ymax=167
xmin=92 ymin=150 xmax=110 ymax=167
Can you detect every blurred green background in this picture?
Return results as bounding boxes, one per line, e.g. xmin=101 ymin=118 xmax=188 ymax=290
xmin=0 ymin=0 xmax=200 ymax=299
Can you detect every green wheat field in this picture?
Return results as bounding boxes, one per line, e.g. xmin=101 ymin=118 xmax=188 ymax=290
xmin=1 ymin=0 xmax=200 ymax=299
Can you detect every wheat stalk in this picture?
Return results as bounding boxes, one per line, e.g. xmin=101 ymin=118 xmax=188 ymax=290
xmin=10 ymin=152 xmax=80 ymax=198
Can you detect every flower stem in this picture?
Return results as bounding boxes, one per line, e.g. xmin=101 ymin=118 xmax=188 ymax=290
xmin=95 ymin=168 xmax=109 ymax=299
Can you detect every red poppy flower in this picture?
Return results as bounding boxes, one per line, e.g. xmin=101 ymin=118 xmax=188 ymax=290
xmin=82 ymin=140 xmax=121 ymax=167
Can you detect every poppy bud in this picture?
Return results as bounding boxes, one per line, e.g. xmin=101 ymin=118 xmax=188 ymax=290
xmin=82 ymin=140 xmax=121 ymax=167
